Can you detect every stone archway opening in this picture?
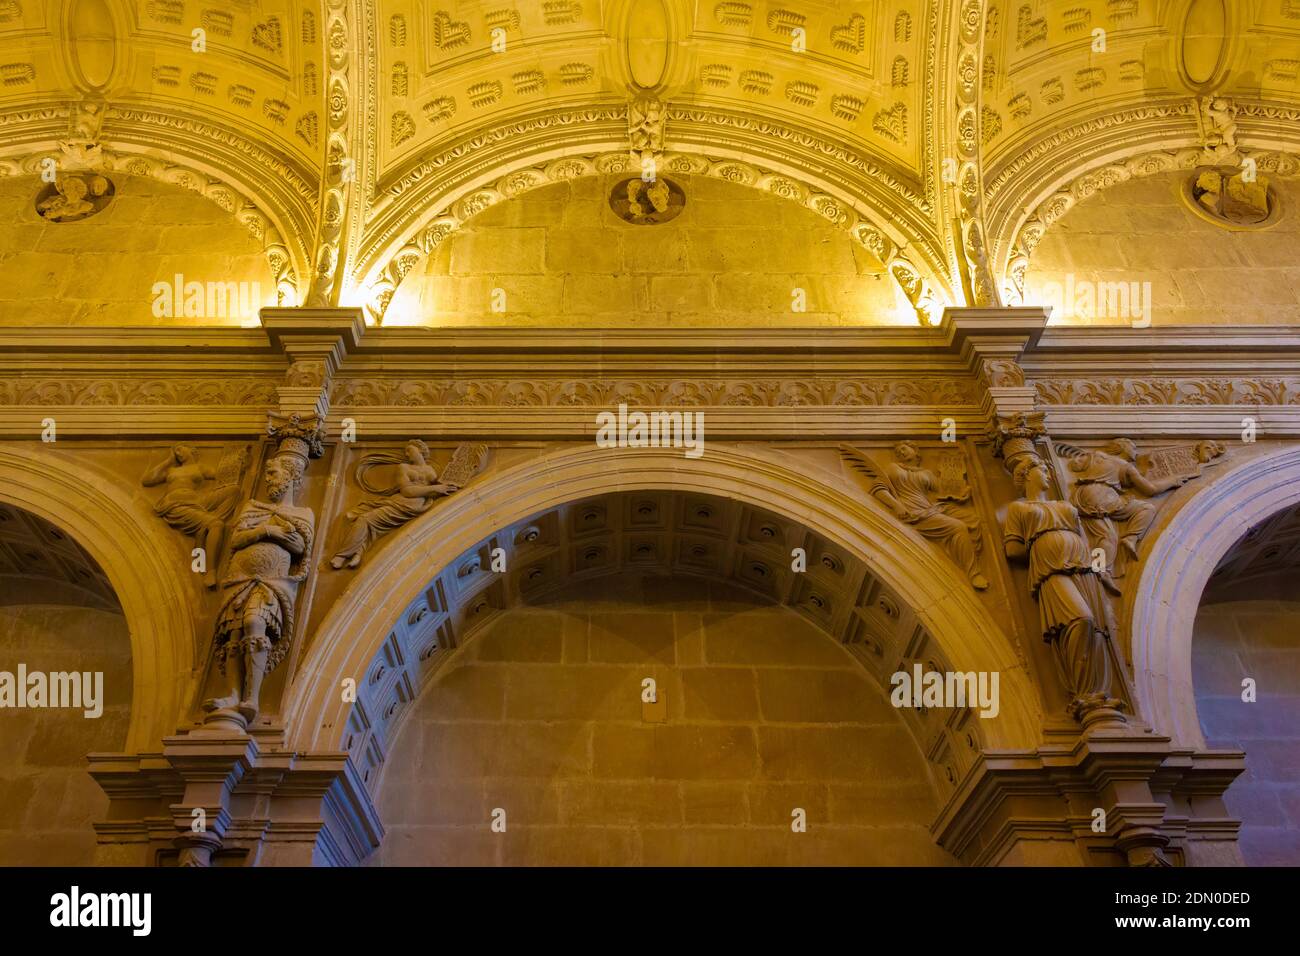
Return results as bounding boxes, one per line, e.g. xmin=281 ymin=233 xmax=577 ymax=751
xmin=0 ymin=502 xmax=134 ymax=865
xmin=1191 ymin=500 xmax=1300 ymax=866
xmin=342 ymin=489 xmax=987 ymax=865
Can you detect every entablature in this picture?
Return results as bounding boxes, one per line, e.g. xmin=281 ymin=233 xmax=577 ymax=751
xmin=2 ymin=309 xmax=1299 ymax=440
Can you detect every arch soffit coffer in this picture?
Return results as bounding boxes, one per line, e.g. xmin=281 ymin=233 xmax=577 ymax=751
xmin=283 ymin=444 xmax=1039 ymax=758
xmin=340 ymin=488 xmax=991 ymax=797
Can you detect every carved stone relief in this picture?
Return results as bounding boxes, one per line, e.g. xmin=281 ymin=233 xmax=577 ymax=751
xmin=34 ymin=173 xmax=114 ymax=222
xmin=330 ymin=440 xmax=489 ymax=569
xmin=608 ymin=175 xmax=685 ymax=225
xmin=1034 ymin=377 xmax=1300 ymax=406
xmin=141 ymin=444 xmax=249 ymax=588
xmin=840 ymin=442 xmax=989 ymax=590
xmin=203 ymin=415 xmax=323 ymax=731
xmin=330 ymin=376 xmax=978 ymax=408
xmin=1056 ymin=438 xmax=1225 ymax=586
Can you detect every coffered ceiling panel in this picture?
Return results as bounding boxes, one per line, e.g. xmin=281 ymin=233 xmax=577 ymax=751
xmin=378 ymin=1 xmax=926 ymax=180
xmin=0 ymin=1 xmax=325 ymax=165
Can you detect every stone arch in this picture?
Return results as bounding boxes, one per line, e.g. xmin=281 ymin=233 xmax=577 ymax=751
xmin=357 ymin=147 xmax=950 ymax=326
xmin=993 ymin=144 xmax=1300 ymax=303
xmin=1128 ymin=445 xmax=1300 ymax=748
xmin=284 ymin=442 xmax=1039 ymax=754
xmin=0 ymin=445 xmax=198 ymax=751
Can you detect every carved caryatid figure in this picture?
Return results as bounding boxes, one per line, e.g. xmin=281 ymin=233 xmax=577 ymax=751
xmin=142 ymin=444 xmax=246 ymax=588
xmin=1064 ymin=438 xmax=1190 ymax=585
xmin=840 ymin=442 xmax=989 ymax=590
xmin=205 ymin=451 xmax=315 ymax=723
xmin=1004 ymin=455 xmax=1129 ymax=724
xmin=331 ymin=440 xmax=488 ymax=569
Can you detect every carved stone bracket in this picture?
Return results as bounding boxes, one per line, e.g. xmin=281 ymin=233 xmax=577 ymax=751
xmin=628 ymin=95 xmax=665 ymax=173
xmin=262 ymin=307 xmax=366 ymax=419
xmin=946 ymin=307 xmax=1046 ymax=427
xmin=933 ymin=730 xmax=1245 ymax=867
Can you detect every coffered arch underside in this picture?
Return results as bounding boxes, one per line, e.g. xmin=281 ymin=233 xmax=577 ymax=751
xmin=284 ymin=443 xmax=1040 ymax=759
xmin=342 ymin=488 xmax=986 ymax=801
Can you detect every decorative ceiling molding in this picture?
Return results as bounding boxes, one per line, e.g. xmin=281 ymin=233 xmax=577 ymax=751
xmin=5 ymin=1 xmax=1300 ymax=326
xmin=941 ymin=0 xmax=999 ymax=308
xmin=306 ymin=0 xmax=358 ymax=307
xmin=982 ymin=100 xmax=1198 ymax=249
xmin=101 ymin=104 xmax=320 ymax=234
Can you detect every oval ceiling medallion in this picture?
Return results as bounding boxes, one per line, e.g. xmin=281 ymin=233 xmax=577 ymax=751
xmin=626 ymin=0 xmax=670 ymax=90
xmin=69 ymin=0 xmax=117 ymax=90
xmin=1181 ymin=0 xmax=1227 ymax=88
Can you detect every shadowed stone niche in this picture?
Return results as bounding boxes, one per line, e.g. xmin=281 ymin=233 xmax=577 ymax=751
xmin=0 ymin=503 xmax=132 ymax=865
xmin=372 ymin=572 xmax=954 ymax=866
xmin=1193 ymin=502 xmax=1300 ymax=866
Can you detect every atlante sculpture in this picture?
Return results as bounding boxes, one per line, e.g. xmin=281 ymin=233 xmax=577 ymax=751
xmin=840 ymin=442 xmax=989 ymax=590
xmin=331 ymin=440 xmax=488 ymax=569
xmin=205 ymin=449 xmax=315 ymax=724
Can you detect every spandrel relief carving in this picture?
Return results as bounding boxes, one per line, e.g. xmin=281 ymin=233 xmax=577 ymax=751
xmin=840 ymin=442 xmax=989 ymax=590
xmin=1057 ymin=438 xmax=1225 ymax=588
xmin=142 ymin=444 xmax=249 ymax=588
xmin=331 ymin=440 xmax=489 ymax=569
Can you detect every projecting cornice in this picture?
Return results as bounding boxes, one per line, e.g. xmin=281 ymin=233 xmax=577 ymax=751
xmin=2 ymin=310 xmax=1299 ymax=439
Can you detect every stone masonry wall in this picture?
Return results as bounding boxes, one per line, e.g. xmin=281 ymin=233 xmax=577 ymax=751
xmin=0 ymin=174 xmax=275 ymax=327
xmin=385 ymin=174 xmax=906 ymax=327
xmin=0 ymin=603 xmax=133 ymax=864
xmin=1025 ymin=173 xmax=1300 ymax=326
xmin=372 ymin=575 xmax=952 ymax=866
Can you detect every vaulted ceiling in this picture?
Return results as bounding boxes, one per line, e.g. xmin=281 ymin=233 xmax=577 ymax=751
xmin=2 ymin=0 xmax=1298 ymax=325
